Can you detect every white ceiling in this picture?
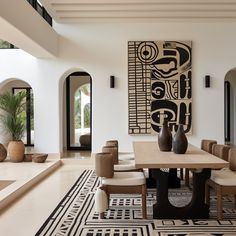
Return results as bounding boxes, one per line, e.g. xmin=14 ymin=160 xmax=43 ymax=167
xmin=40 ymin=0 xmax=236 ymax=23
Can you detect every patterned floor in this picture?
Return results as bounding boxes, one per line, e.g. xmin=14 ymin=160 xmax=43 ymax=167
xmin=35 ymin=170 xmax=236 ymax=236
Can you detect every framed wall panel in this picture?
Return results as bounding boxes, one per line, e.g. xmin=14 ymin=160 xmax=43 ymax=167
xmin=128 ymin=41 xmax=192 ymax=134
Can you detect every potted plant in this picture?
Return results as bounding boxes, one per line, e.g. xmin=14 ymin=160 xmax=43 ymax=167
xmin=0 ymin=91 xmax=26 ymax=162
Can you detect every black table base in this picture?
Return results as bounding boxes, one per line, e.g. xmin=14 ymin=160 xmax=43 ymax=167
xmin=147 ymin=168 xmax=181 ymax=188
xmin=151 ymin=168 xmax=211 ymax=219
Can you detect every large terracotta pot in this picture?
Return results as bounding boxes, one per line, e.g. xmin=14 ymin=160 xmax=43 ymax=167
xmin=8 ymin=140 xmax=25 ymax=162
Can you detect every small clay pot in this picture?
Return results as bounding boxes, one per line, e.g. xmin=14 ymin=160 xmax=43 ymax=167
xmin=24 ymin=154 xmax=33 ymax=162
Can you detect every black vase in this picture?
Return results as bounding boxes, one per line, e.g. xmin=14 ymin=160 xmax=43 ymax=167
xmin=158 ymin=119 xmax=172 ymax=151
xmin=172 ymin=124 xmax=188 ymax=154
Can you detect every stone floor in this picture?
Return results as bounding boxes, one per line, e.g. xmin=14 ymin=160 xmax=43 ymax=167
xmin=0 ymin=151 xmax=93 ymax=236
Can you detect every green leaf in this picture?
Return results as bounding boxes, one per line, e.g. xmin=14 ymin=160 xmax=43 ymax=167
xmin=0 ymin=91 xmax=26 ymax=141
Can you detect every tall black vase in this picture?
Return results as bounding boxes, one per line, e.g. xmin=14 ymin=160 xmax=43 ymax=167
xmin=158 ymin=119 xmax=172 ymax=152
xmin=172 ymin=124 xmax=188 ymax=154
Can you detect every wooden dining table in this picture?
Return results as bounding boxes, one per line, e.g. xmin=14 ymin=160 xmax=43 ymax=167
xmin=133 ymin=141 xmax=229 ymax=219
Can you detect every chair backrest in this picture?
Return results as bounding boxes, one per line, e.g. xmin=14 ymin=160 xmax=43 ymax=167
xmin=102 ymin=145 xmax=118 ymax=164
xmin=212 ymin=144 xmax=231 ymax=161
xmin=106 ymin=140 xmax=118 ymax=149
xmin=201 ymin=139 xmax=217 ymax=153
xmin=228 ymin=148 xmax=236 ymax=171
xmin=95 ymin=152 xmax=114 ymax=178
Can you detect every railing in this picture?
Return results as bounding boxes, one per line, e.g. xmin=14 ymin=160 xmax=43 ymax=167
xmin=0 ymin=1 xmax=53 ymax=49
xmin=27 ymin=0 xmax=52 ymax=26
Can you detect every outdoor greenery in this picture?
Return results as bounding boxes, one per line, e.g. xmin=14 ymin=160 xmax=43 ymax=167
xmin=0 ymin=39 xmax=16 ymax=49
xmin=74 ymin=89 xmax=81 ymax=129
xmin=84 ymin=104 xmax=90 ymax=128
xmin=74 ymin=84 xmax=90 ymax=129
xmin=0 ymin=91 xmax=26 ymax=141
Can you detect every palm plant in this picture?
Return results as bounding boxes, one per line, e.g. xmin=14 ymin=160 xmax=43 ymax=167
xmin=0 ymin=91 xmax=26 ymax=141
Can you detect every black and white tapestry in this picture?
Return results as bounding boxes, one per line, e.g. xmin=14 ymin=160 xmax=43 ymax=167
xmin=128 ymin=41 xmax=192 ymax=134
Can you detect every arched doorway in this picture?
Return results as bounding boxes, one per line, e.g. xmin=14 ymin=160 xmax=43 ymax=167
xmin=0 ymin=79 xmax=34 ymax=146
xmin=224 ymin=68 xmax=236 ymax=146
xmin=66 ymin=72 xmax=92 ymax=150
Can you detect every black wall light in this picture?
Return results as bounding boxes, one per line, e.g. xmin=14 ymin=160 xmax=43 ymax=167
xmin=205 ymin=75 xmax=211 ymax=88
xmin=110 ymin=75 xmax=115 ymax=88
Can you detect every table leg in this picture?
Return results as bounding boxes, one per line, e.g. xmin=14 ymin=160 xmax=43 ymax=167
xmin=168 ymin=168 xmax=181 ymax=188
xmin=146 ymin=169 xmax=157 ymax=188
xmin=147 ymin=168 xmax=181 ymax=188
xmin=152 ymin=168 xmax=211 ymax=219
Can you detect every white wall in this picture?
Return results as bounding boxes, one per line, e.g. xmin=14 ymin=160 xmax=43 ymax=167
xmin=0 ymin=22 xmax=236 ymax=154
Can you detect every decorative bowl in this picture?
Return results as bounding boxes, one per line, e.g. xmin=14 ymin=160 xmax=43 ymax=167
xmin=32 ymin=154 xmax=48 ymax=163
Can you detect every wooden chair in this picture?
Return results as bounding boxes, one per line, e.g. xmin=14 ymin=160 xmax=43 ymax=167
xmin=205 ymin=148 xmax=236 ymax=220
xmin=102 ymin=144 xmax=138 ymax=171
xmin=201 ymin=139 xmax=217 ymax=153
xmin=185 ymin=139 xmax=217 ymax=187
xmin=106 ymin=139 xmax=134 ymax=161
xmin=95 ymin=152 xmax=147 ymax=219
xmin=212 ymin=144 xmax=231 ymax=161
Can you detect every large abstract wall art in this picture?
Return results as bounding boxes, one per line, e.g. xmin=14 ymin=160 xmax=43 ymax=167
xmin=128 ymin=41 xmax=192 ymax=134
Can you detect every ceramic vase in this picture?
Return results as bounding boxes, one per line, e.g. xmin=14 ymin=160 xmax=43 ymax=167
xmin=8 ymin=140 xmax=25 ymax=162
xmin=172 ymin=124 xmax=188 ymax=154
xmin=158 ymin=119 xmax=172 ymax=151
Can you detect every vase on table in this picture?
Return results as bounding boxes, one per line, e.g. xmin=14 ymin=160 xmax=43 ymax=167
xmin=158 ymin=119 xmax=172 ymax=152
xmin=172 ymin=124 xmax=188 ymax=154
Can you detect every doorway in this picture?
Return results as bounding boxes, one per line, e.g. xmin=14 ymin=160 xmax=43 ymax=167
xmin=224 ymin=68 xmax=236 ymax=146
xmin=66 ymin=72 xmax=92 ymax=150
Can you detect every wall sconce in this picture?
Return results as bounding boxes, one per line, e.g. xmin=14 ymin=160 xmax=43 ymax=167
xmin=110 ymin=75 xmax=115 ymax=88
xmin=205 ymin=75 xmax=210 ymax=88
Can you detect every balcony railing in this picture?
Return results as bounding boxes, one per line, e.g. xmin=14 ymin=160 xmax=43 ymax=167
xmin=27 ymin=0 xmax=52 ymax=26
xmin=0 ymin=1 xmax=53 ymax=49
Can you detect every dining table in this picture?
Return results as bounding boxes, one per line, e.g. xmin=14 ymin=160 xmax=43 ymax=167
xmin=133 ymin=141 xmax=229 ymax=219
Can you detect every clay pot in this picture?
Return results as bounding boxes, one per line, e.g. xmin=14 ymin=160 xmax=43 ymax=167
xmin=0 ymin=143 xmax=7 ymax=162
xmin=24 ymin=153 xmax=33 ymax=162
xmin=158 ymin=119 xmax=172 ymax=151
xmin=8 ymin=140 xmax=25 ymax=162
xmin=172 ymin=124 xmax=188 ymax=154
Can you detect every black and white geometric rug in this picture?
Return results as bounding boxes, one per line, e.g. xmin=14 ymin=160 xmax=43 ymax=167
xmin=35 ymin=170 xmax=236 ymax=236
